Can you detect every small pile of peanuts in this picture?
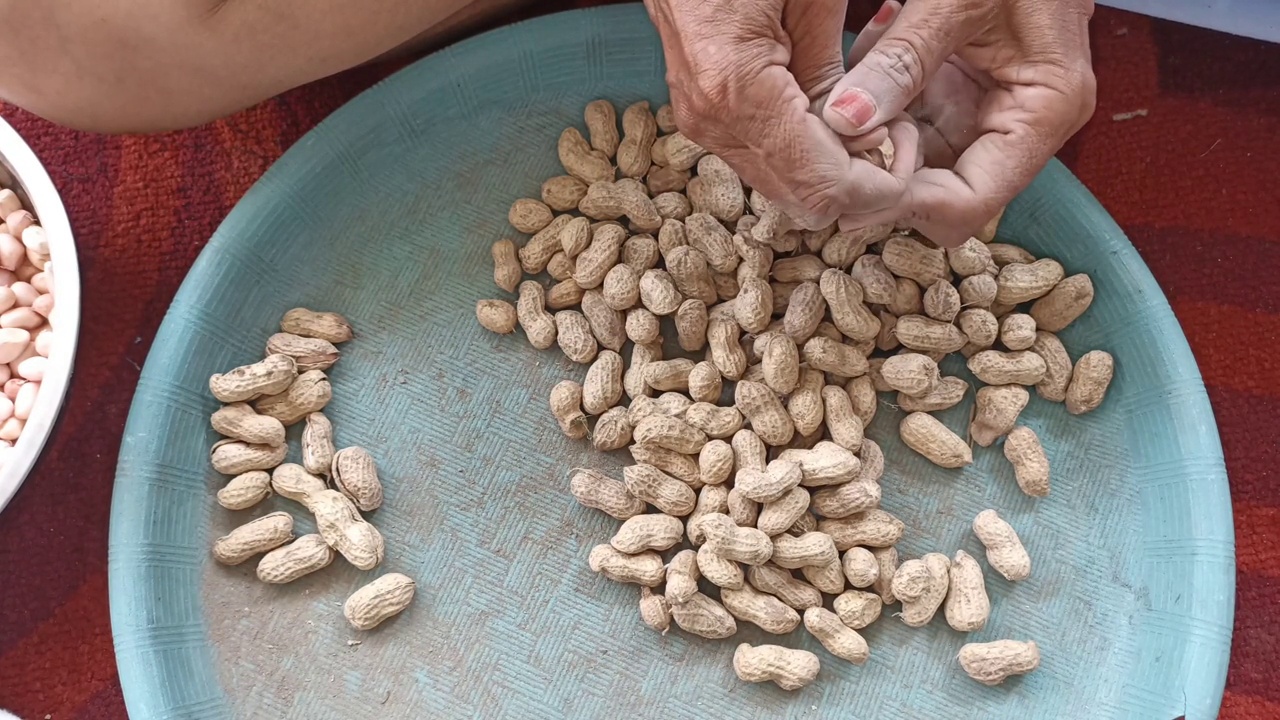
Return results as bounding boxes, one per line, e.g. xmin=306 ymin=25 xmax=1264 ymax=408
xmin=478 ymin=98 xmax=1116 ymax=691
xmin=206 ymin=308 xmax=415 ymax=632
xmin=0 ymin=186 xmax=59 ymax=467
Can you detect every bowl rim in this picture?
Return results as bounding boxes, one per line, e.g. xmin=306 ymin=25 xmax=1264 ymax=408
xmin=0 ymin=115 xmax=82 ymax=514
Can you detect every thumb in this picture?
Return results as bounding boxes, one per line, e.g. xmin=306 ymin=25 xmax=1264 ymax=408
xmin=821 ymin=0 xmax=968 ymax=136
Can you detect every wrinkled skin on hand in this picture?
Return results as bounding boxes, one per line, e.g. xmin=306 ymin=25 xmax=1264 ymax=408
xmin=649 ymin=0 xmax=1095 ymax=247
xmin=644 ymin=0 xmax=918 ymax=231
xmin=824 ymin=0 xmax=1097 ymax=245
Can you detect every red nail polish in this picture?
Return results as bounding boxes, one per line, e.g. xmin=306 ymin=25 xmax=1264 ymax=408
xmin=871 ymin=1 xmax=894 ymax=26
xmin=831 ymin=90 xmax=877 ymax=130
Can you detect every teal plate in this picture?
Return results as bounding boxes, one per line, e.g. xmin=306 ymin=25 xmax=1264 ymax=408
xmin=108 ymin=5 xmax=1234 ymax=719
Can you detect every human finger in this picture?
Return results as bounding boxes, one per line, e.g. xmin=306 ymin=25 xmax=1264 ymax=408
xmin=822 ymin=0 xmax=971 ymax=136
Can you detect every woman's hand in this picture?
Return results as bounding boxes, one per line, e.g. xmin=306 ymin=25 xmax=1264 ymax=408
xmin=645 ymin=0 xmax=918 ymax=230
xmin=823 ymin=0 xmax=1097 ymax=246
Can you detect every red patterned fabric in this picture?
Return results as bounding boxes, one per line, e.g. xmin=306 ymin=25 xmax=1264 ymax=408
xmin=0 ymin=3 xmax=1276 ymax=717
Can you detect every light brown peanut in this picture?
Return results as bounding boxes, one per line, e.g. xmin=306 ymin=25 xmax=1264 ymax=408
xmin=870 ymin=546 xmax=898 ymax=603
xmin=1066 ymin=350 xmax=1114 ymax=415
xmin=700 ymin=513 xmax=774 ymax=565
xmin=581 ymin=289 xmax=627 ymax=352
xmin=726 ymin=490 xmax=759 ymax=528
xmin=674 ymin=300 xmax=710 ymax=354
xmin=958 ymin=273 xmax=997 ymax=309
xmin=211 ymin=402 xmax=286 ymax=447
xmin=819 ymin=510 xmax=905 ymax=550
xmin=687 ymin=483 xmax=730 ymax=545
xmin=559 ymin=216 xmax=592 ymax=257
xmin=644 ymin=358 xmax=696 ymax=393
xmin=541 ymin=175 xmax=589 ymax=212
xmin=733 ymin=644 xmax=820 ymax=691
xmin=638 ymin=587 xmax=672 ymax=635
xmin=630 ymin=442 xmax=700 ymax=486
xmin=894 ymin=315 xmax=967 ymax=354
xmin=999 ymin=313 xmax=1037 ymax=351
xmin=622 ymin=233 xmax=660 ymax=271
xmin=633 ymin=415 xmax=707 ymax=454
xmin=270 ymin=463 xmax=326 ymax=504
xmin=755 ymin=333 xmax=799 ymax=395
xmin=881 ymin=235 xmax=948 ymax=285
xmin=1031 ymin=331 xmax=1073 ymax=402
xmin=664 ymin=245 xmax=717 ymax=305
xmin=589 ymin=544 xmax=666 ymax=586
xmin=958 ymin=308 xmax=999 ymax=349
xmin=731 ymin=428 xmax=767 ymax=472
xmin=778 ymin=441 xmax=861 ymax=487
xmin=638 ymin=268 xmax=683 ymax=316
xmin=748 ymin=564 xmax=822 ymax=609
xmin=782 ymin=281 xmax=825 ymax=344
xmin=216 ymin=471 xmax=273 ymax=510
xmin=331 ymin=446 xmax=383 ymax=512
xmin=210 ymin=439 xmax=288 ymax=475
xmin=476 ymin=299 xmax=519 ymax=335
xmin=810 ymin=479 xmax=881 ymax=519
xmin=265 ymin=332 xmax=339 ymax=373
xmin=280 ymin=308 xmax=353 ymax=344
xmin=697 ymin=544 xmax=745 ymax=589
xmin=988 ymin=243 xmax=1036 ymax=267
xmin=520 ymin=214 xmax=574 ymax=274
xmin=611 ymin=513 xmax=685 ymax=553
xmin=685 ymin=403 xmax=743 ymax=439
xmin=804 ymin=607 xmax=869 ymax=665
xmin=970 ymin=385 xmax=1029 ymax=447
xmin=973 ymin=509 xmax=1031 ymax=581
xmin=509 ymin=198 xmax=554 ymax=234
xmin=968 ymin=350 xmax=1048 ymax=386
xmin=894 ymin=552 xmax=950 ymax=627
xmin=601 ymin=264 xmax=640 ymax=311
xmin=899 ymin=412 xmax=972 ymax=468
xmin=583 ymin=99 xmax=620 ymax=158
xmin=945 ymin=550 xmax=990 ymax=632
xmin=923 ymin=280 xmax=961 ymax=322
xmin=771 ymin=531 xmax=837 ymax=570
xmin=898 ymin=376 xmax=967 ymax=413
xmin=550 ymin=380 xmax=588 ymax=438
xmin=996 ymin=259 xmax=1065 ymax=304
xmin=735 ymin=380 xmax=795 ymax=447
xmin=671 ymin=591 xmax=737 ymax=639
xmin=833 ymin=589 xmax=882 ymax=628
xmin=212 ymin=511 xmax=294 ymax=565
xmin=570 ymin=468 xmax=645 ymax=519
xmin=734 ymin=460 xmax=803 ymax=503
xmin=801 ymin=556 xmax=847 ymax=595
xmin=666 ymin=549 xmax=701 ymax=604
xmin=850 ymin=255 xmax=896 ymax=304
xmin=948 ymin=238 xmax=996 ymax=277
xmin=707 ymin=316 xmax=747 ymax=380
xmin=491 ymin=239 xmax=522 ymax=293
xmin=624 ymin=341 xmax=660 ymax=400
xmin=586 ymin=348 xmax=624 ymax=412
xmin=624 ymin=464 xmax=697 ymax=516
xmin=845 ymin=376 xmax=877 ymax=427
xmin=308 ymin=489 xmax=385 ymax=570
xmin=694 ymin=154 xmax=745 ymax=222
xmin=734 ymin=277 xmax=773 ymax=334
xmin=880 ymin=353 xmax=939 ymax=398
xmin=1031 ymin=273 xmax=1094 ymax=332
xmin=819 ymin=268 xmax=880 ymax=342
xmin=545 ymin=279 xmax=585 ymax=311
xmin=802 ymin=336 xmax=868 ymax=378
xmin=344 ymin=573 xmax=416 ymax=631
xmin=573 ymin=222 xmax=626 ymax=288
xmin=1005 ymin=425 xmax=1050 ymax=497
xmin=959 ymin=640 xmax=1040 ymax=685
xmin=209 ymin=354 xmax=297 ymax=403
xmin=786 ymin=369 xmax=825 ymax=437
xmin=698 ymin=440 xmax=735 ymax=486
xmin=516 ymin=281 xmax=557 ymax=350
xmin=687 ymin=359 xmax=721 ymax=403
xmin=555 ymin=310 xmax=598 ymax=364
xmin=722 ymin=582 xmax=801 ymax=634
xmin=593 ymin=406 xmax=632 ymax=451
xmin=821 ymin=225 xmax=886 ymax=268
xmin=616 ymin=101 xmax=657 ymax=178
xmin=558 ymin=127 xmax=613 ymax=184
xmin=545 ymin=253 xmax=578 ymax=283
xmin=625 ymin=308 xmax=660 ymax=345
xmin=256 ymin=534 xmax=335 ymax=584
xmin=252 ymin=369 xmax=332 ymax=426
xmin=841 ymin=548 xmax=879 ymax=588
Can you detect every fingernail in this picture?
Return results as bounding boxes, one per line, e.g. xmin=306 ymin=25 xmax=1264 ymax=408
xmin=871 ymin=1 xmax=895 ymax=26
xmin=830 ymin=89 xmax=877 ymax=131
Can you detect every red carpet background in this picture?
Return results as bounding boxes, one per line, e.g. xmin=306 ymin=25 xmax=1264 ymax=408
xmin=0 ymin=3 xmax=1276 ymax=718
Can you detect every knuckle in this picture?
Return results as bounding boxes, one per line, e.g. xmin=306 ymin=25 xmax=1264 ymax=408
xmin=868 ymin=35 xmax=929 ymax=93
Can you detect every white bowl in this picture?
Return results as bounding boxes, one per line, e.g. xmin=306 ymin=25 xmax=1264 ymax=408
xmin=0 ymin=117 xmax=80 ymax=514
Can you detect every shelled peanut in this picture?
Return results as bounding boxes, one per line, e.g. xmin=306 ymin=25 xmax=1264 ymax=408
xmin=0 ymin=187 xmax=62 ymax=465
xmin=206 ymin=308 xmax=413 ymax=632
xmin=477 ymin=98 xmax=1122 ymax=690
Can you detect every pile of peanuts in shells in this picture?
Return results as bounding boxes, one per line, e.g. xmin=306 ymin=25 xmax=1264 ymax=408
xmin=207 ymin=308 xmax=415 ymax=632
xmin=476 ymin=98 xmax=1116 ymax=691
xmin=0 ymin=187 xmax=59 ymax=468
